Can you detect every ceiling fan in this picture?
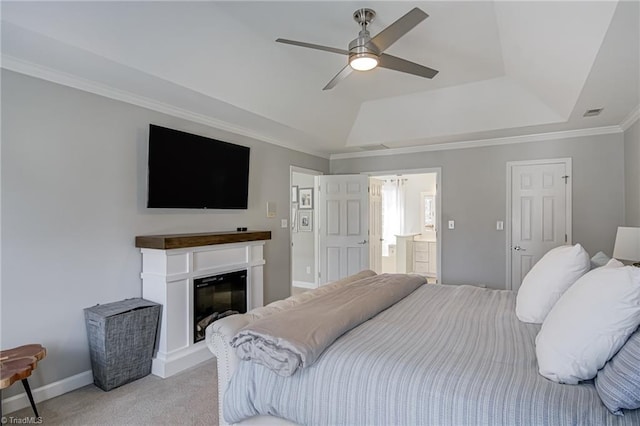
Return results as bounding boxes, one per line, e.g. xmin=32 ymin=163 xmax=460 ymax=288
xmin=276 ymin=7 xmax=438 ymax=90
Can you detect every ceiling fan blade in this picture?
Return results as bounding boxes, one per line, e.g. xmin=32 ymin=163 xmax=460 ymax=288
xmin=378 ymin=53 xmax=438 ymax=79
xmin=323 ymin=64 xmax=353 ymax=90
xmin=368 ymin=7 xmax=428 ymax=52
xmin=276 ymin=38 xmax=349 ymax=56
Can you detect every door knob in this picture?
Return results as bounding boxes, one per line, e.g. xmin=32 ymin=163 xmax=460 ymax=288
xmin=357 ymin=240 xmax=368 ymax=245
xmin=513 ymin=245 xmax=526 ymax=251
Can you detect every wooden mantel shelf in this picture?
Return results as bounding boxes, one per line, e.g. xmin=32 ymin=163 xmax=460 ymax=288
xmin=135 ymin=230 xmax=271 ymax=250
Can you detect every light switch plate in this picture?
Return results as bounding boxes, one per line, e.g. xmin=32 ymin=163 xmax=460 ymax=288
xmin=281 ymin=219 xmax=288 ymax=228
xmin=448 ymin=220 xmax=455 ymax=229
xmin=496 ymin=220 xmax=504 ymax=230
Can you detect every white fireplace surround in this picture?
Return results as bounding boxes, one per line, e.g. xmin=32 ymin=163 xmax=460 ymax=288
xmin=138 ymin=235 xmax=267 ymax=378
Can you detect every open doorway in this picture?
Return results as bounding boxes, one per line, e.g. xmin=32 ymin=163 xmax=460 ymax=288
xmin=369 ymin=170 xmax=441 ymax=283
xmin=290 ymin=168 xmax=441 ymax=295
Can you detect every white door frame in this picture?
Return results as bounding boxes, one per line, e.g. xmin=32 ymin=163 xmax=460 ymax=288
xmin=290 ymin=166 xmax=323 ymax=289
xmin=369 ymin=178 xmax=384 ymax=274
xmin=361 ymin=167 xmax=442 ymax=284
xmin=505 ymin=158 xmax=572 ymax=290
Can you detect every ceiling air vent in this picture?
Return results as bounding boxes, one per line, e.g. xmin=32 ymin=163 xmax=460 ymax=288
xmin=583 ymin=108 xmax=604 ymax=117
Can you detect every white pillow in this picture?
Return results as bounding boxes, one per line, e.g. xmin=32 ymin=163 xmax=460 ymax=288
xmin=516 ymin=244 xmax=590 ymax=324
xmin=602 ymin=258 xmax=624 ymax=268
xmin=536 ymin=266 xmax=640 ymax=384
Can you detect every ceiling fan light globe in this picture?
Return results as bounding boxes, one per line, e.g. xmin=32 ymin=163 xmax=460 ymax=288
xmin=350 ymin=54 xmax=378 ymax=71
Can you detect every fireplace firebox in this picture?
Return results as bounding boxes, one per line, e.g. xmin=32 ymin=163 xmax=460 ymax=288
xmin=194 ymin=270 xmax=247 ymax=343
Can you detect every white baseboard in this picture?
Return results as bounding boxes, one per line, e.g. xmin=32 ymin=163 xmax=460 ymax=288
xmin=2 ymin=370 xmax=94 ymax=414
xmin=151 ymin=343 xmax=213 ymax=378
xmin=292 ymin=280 xmax=316 ymax=289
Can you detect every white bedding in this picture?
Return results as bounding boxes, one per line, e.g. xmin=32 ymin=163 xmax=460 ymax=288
xmin=231 ymin=273 xmax=425 ymax=376
xmin=221 ymin=283 xmax=640 ymax=425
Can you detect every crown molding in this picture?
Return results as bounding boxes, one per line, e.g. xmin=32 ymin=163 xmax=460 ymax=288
xmin=1 ymin=55 xmax=330 ymax=159
xmin=620 ymin=105 xmax=640 ymax=131
xmin=3 ymin=55 xmax=632 ymax=163
xmin=330 ymin=125 xmax=623 ymax=160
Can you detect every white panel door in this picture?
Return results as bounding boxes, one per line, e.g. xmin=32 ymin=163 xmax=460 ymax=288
xmin=510 ymin=160 xmax=570 ymax=291
xmin=317 ymin=175 xmax=370 ymax=285
xmin=369 ymin=178 xmax=383 ymax=273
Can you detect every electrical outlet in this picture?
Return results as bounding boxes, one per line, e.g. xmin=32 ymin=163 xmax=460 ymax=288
xmin=448 ymin=220 xmax=455 ymax=229
xmin=306 ymin=266 xmax=311 ymax=274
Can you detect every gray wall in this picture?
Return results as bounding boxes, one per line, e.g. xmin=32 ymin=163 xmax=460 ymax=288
xmin=332 ymin=133 xmax=626 ymax=288
xmin=624 ymin=119 xmax=640 ymax=226
xmin=292 ymin=172 xmax=316 ymax=284
xmin=1 ymin=70 xmax=329 ymax=396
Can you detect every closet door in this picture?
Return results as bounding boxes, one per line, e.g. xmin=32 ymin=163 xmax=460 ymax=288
xmin=509 ymin=159 xmax=570 ymax=291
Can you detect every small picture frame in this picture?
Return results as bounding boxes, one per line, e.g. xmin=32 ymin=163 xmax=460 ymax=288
xmin=299 ymin=210 xmax=313 ymax=232
xmin=299 ymin=188 xmax=313 ymax=209
xmin=291 ymin=186 xmax=298 ymax=203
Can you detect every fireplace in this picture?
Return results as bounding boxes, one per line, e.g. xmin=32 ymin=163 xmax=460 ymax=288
xmin=194 ymin=270 xmax=247 ymax=343
xmin=138 ymin=231 xmax=270 ymax=377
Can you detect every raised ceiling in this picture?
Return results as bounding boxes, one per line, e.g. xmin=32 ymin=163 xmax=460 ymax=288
xmin=2 ymin=1 xmax=638 ymax=158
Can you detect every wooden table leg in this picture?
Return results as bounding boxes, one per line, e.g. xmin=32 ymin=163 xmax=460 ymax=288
xmin=21 ymin=379 xmax=38 ymax=418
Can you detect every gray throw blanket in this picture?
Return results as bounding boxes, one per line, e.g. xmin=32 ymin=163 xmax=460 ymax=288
xmin=231 ymin=273 xmax=426 ymax=376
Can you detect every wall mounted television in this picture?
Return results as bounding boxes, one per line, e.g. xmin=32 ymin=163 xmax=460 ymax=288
xmin=147 ymin=124 xmax=250 ymax=209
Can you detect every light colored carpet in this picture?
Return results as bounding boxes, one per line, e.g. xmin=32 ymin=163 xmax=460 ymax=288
xmin=9 ymin=359 xmax=218 ymax=426
xmin=290 ymin=286 xmax=310 ymax=296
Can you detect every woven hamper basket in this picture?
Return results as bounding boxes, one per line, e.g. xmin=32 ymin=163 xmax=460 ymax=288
xmin=84 ymin=298 xmax=161 ymax=391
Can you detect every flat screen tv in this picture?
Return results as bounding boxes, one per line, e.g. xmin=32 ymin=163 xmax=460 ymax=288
xmin=147 ymin=124 xmax=250 ymax=209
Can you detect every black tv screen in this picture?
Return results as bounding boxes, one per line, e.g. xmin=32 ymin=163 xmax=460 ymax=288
xmin=147 ymin=125 xmax=250 ymax=209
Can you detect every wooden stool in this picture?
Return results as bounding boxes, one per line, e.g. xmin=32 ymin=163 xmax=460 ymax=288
xmin=0 ymin=344 xmax=47 ymax=418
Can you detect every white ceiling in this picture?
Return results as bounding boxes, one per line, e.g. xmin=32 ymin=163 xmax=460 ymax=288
xmin=2 ymin=1 xmax=638 ymax=158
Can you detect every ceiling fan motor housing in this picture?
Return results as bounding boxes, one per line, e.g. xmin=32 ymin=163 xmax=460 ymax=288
xmin=349 ymin=8 xmax=380 ymax=61
xmin=349 ymin=36 xmax=380 ymax=57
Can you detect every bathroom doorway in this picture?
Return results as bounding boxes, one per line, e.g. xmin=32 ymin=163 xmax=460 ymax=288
xmin=369 ymin=169 xmax=440 ymax=283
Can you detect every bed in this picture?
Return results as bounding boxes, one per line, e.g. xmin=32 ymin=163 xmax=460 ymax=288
xmin=206 ymin=270 xmax=640 ymax=425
